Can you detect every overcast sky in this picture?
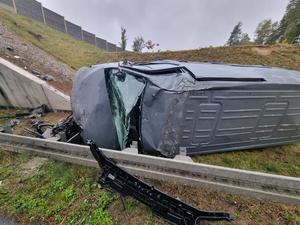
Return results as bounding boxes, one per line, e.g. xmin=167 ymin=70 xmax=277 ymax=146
xmin=39 ymin=0 xmax=289 ymax=51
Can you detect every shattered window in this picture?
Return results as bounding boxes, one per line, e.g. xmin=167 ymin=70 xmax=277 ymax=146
xmin=107 ymin=70 xmax=145 ymax=149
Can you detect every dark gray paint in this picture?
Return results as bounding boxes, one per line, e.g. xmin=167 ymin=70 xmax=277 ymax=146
xmin=71 ymin=65 xmax=118 ymax=149
xmin=43 ymin=7 xmax=66 ymax=32
xmin=66 ymin=20 xmax=82 ymax=40
xmin=71 ymin=60 xmax=300 ymax=157
xmin=15 ymin=0 xmax=44 ymax=23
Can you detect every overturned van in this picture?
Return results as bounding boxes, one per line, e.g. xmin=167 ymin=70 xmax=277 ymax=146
xmin=71 ymin=60 xmax=300 ymax=157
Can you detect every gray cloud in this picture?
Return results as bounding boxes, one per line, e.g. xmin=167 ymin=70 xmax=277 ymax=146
xmin=39 ymin=0 xmax=288 ymax=51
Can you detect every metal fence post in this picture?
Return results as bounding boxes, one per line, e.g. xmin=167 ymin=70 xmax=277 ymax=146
xmin=64 ymin=19 xmax=67 ymax=33
xmin=40 ymin=4 xmax=46 ymax=24
xmin=11 ymin=0 xmax=17 ymax=13
xmin=81 ymin=29 xmax=84 ymax=41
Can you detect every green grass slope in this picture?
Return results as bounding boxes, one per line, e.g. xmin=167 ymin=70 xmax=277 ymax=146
xmin=97 ymin=44 xmax=300 ymax=71
xmin=1 ymin=150 xmax=299 ymax=225
xmin=0 ymin=7 xmax=104 ymax=70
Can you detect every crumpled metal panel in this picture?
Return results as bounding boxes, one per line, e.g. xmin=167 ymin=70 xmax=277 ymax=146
xmin=72 ymin=60 xmax=300 ymax=157
xmin=71 ymin=66 xmax=118 ymax=149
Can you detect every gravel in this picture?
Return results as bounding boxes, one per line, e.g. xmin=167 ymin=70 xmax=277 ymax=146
xmin=0 ymin=22 xmax=74 ymax=94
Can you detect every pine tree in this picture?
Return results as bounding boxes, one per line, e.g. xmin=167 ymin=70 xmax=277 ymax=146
xmin=240 ymin=33 xmax=251 ymax=45
xmin=255 ymin=19 xmax=273 ymax=44
xmin=271 ymin=0 xmax=300 ymax=43
xmin=119 ymin=27 xmax=127 ymax=51
xmin=227 ymin=22 xmax=243 ymax=45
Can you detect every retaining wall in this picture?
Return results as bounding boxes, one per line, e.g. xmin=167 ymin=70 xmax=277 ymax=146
xmin=0 ymin=57 xmax=70 ymax=110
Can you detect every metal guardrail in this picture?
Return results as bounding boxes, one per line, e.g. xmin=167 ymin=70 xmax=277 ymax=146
xmin=0 ymin=133 xmax=299 ymax=205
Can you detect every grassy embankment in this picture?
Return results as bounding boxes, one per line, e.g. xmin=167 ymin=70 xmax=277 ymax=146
xmin=0 ymin=150 xmax=299 ymax=225
xmin=0 ymin=7 xmax=104 ymax=70
xmin=0 ymin=7 xmax=300 ymax=176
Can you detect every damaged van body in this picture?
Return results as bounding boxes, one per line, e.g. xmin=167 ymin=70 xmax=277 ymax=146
xmin=71 ymin=60 xmax=300 ymax=157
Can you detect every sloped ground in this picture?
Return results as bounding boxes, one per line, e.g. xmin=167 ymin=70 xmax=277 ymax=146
xmin=96 ymin=44 xmax=300 ymax=72
xmin=193 ymin=144 xmax=300 ymax=177
xmin=0 ymin=150 xmax=299 ymax=225
xmin=0 ymin=7 xmax=104 ymax=71
xmin=0 ymin=21 xmax=73 ymax=94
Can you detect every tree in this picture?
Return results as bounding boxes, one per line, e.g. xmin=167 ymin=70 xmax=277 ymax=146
xmin=227 ymin=22 xmax=243 ymax=45
xmin=240 ymin=33 xmax=251 ymax=45
xmin=270 ymin=0 xmax=300 ymax=43
xmin=254 ymin=19 xmax=273 ymax=44
xmin=265 ymin=21 xmax=280 ymax=44
xmin=119 ymin=27 xmax=127 ymax=51
xmin=132 ymin=36 xmax=145 ymax=52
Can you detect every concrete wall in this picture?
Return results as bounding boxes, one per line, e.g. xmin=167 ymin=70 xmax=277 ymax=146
xmin=116 ymin=47 xmax=122 ymax=52
xmin=0 ymin=0 xmax=14 ymax=8
xmin=65 ymin=20 xmax=82 ymax=40
xmin=82 ymin=30 xmax=96 ymax=45
xmin=43 ymin=7 xmax=66 ymax=33
xmin=96 ymin=37 xmax=107 ymax=50
xmin=0 ymin=0 xmax=120 ymax=52
xmin=107 ymin=42 xmax=116 ymax=52
xmin=15 ymin=0 xmax=44 ymax=23
xmin=0 ymin=57 xmax=70 ymax=110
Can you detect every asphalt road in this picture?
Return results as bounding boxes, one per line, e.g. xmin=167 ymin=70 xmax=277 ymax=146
xmin=0 ymin=216 xmax=17 ymax=225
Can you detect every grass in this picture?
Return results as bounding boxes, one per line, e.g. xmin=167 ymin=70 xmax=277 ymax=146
xmin=193 ymin=144 xmax=300 ymax=177
xmin=0 ymin=150 xmax=299 ymax=225
xmin=95 ymin=44 xmax=300 ymax=72
xmin=0 ymin=7 xmax=105 ymax=70
xmin=0 ymin=150 xmax=163 ymax=225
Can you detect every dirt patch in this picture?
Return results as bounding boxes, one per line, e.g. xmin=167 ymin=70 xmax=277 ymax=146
xmin=252 ymin=46 xmax=280 ymax=56
xmin=0 ymin=22 xmax=74 ymax=94
xmin=141 ymin=179 xmax=300 ymax=225
xmin=20 ymin=157 xmax=48 ymax=177
xmin=0 ymin=109 xmax=69 ymax=136
xmin=42 ymin=111 xmax=70 ymax=124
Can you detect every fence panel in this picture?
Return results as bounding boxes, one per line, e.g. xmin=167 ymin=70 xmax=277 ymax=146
xmin=82 ymin=30 xmax=95 ymax=45
xmin=107 ymin=42 xmax=116 ymax=52
xmin=0 ymin=0 xmax=121 ymax=52
xmin=0 ymin=0 xmax=13 ymax=8
xmin=15 ymin=0 xmax=44 ymax=23
xmin=116 ymin=47 xmax=122 ymax=52
xmin=43 ymin=7 xmax=66 ymax=33
xmin=66 ymin=20 xmax=82 ymax=40
xmin=96 ymin=37 xmax=107 ymax=50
